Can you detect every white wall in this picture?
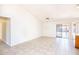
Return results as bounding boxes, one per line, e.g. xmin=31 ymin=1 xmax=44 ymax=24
xmin=0 ymin=5 xmax=42 ymax=46
xmin=42 ymin=21 xmax=56 ymax=37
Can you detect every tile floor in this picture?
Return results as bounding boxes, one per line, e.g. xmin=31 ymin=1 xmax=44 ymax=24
xmin=0 ymin=37 xmax=79 ymax=55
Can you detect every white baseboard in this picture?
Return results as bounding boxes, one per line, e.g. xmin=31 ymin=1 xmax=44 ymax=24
xmin=10 ymin=36 xmax=41 ymax=47
xmin=0 ymin=40 xmax=11 ymax=47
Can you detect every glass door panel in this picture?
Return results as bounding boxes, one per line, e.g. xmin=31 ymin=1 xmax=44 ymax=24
xmin=56 ymin=24 xmax=69 ymax=39
xmin=56 ymin=24 xmax=62 ymax=38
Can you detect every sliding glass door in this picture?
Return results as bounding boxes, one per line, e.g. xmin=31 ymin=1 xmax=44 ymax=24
xmin=62 ymin=25 xmax=69 ymax=39
xmin=56 ymin=24 xmax=69 ymax=39
xmin=56 ymin=24 xmax=62 ymax=38
xmin=72 ymin=24 xmax=76 ymax=39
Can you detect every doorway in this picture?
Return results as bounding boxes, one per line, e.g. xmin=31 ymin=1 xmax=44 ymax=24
xmin=0 ymin=16 xmax=9 ymax=43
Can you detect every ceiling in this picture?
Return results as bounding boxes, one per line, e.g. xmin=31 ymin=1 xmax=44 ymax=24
xmin=22 ymin=4 xmax=79 ymax=21
xmin=0 ymin=4 xmax=79 ymax=22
